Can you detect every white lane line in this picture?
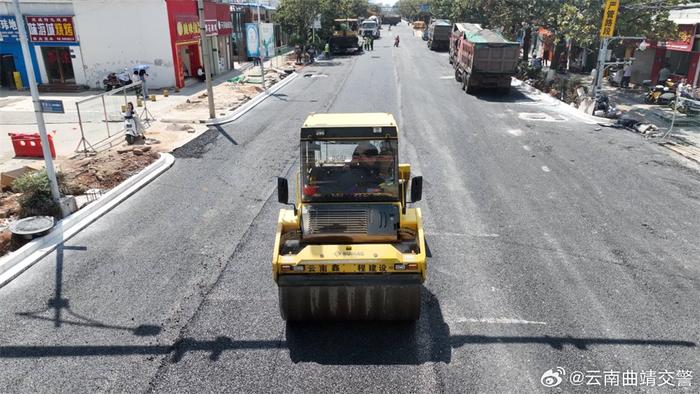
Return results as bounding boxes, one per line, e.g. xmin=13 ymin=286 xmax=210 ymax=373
xmin=507 ymin=129 xmax=523 ymax=136
xmin=439 ymin=76 xmax=453 ymax=79
xmin=523 ymin=145 xmax=531 ymax=151
xmin=455 ymin=317 xmax=548 ymax=325
xmin=542 ymin=166 xmax=551 ymax=172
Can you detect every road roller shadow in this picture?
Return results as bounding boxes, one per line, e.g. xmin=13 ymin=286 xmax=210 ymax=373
xmin=285 ymin=289 xmax=451 ymax=365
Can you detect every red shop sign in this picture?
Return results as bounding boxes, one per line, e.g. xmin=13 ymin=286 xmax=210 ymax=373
xmin=25 ymin=16 xmax=76 ymax=42
xmin=175 ymin=15 xmax=200 ymax=42
xmin=660 ymin=25 xmax=696 ymax=52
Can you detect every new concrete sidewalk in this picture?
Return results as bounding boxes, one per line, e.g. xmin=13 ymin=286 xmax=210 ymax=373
xmin=529 ymin=69 xmax=700 ymax=148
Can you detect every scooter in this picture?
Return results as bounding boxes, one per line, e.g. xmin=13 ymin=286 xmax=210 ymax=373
xmin=124 ymin=117 xmax=144 ymax=145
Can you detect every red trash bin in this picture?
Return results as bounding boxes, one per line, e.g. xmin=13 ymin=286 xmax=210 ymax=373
xmin=8 ymin=133 xmax=56 ymax=158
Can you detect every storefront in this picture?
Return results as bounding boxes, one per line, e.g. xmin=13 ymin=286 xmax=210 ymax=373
xmin=230 ymin=5 xmax=246 ymax=62
xmin=217 ymin=4 xmax=233 ymax=71
xmin=166 ymin=0 xmax=202 ymax=88
xmin=647 ymin=25 xmax=697 ymax=84
xmin=166 ymin=1 xmax=233 ymax=88
xmin=0 ymin=15 xmax=26 ymax=89
xmin=204 ymin=2 xmax=233 ymax=75
xmin=176 ymin=14 xmax=202 ymax=85
xmin=25 ymin=15 xmax=84 ymax=87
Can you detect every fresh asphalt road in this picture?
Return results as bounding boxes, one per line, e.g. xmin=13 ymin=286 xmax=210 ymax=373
xmin=1 ymin=24 xmax=698 ymax=392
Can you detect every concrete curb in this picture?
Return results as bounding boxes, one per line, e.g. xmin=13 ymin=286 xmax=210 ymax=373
xmin=0 ymin=152 xmax=175 ymax=288
xmin=512 ymin=78 xmax=612 ymax=125
xmin=207 ymin=72 xmax=300 ymax=126
xmin=159 ymin=64 xmax=257 ymax=124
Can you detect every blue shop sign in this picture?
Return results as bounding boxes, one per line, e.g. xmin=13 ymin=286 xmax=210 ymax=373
xmin=0 ymin=15 xmax=20 ymax=43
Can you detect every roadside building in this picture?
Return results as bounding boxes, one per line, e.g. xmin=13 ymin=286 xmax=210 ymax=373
xmin=0 ymin=1 xmax=86 ymax=91
xmin=0 ymin=0 xmax=236 ymax=91
xmin=627 ymin=5 xmax=700 ymax=87
xmin=0 ymin=14 xmax=26 ymax=89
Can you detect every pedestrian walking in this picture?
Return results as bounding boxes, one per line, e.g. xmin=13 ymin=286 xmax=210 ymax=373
xmin=324 ymin=42 xmax=331 ymax=59
xmin=294 ymin=44 xmax=302 ymax=64
xmin=658 ymin=64 xmax=671 ymax=85
xmin=621 ymin=63 xmax=632 ymax=88
xmin=137 ymin=69 xmax=149 ymax=99
xmin=307 ymin=45 xmax=316 ymax=63
xmin=369 ymin=36 xmax=374 ymax=51
xmin=394 ymin=35 xmax=400 ymax=47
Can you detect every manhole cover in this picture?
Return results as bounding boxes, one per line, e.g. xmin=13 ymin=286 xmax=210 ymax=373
xmin=10 ymin=216 xmax=54 ymax=238
xmin=371 ymin=56 xmax=381 ymax=59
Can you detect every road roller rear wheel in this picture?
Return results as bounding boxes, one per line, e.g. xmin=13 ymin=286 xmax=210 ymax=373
xmin=279 ymin=284 xmax=421 ymax=321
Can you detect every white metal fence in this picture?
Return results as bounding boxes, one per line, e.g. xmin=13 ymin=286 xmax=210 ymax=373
xmin=75 ymin=81 xmax=150 ymax=153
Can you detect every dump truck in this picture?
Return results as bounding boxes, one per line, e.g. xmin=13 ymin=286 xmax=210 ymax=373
xmin=427 ymin=19 xmax=451 ymax=51
xmin=330 ymin=18 xmax=361 ymax=54
xmin=382 ymin=15 xmax=401 ymax=26
xmin=273 ymin=113 xmax=427 ymax=321
xmin=449 ymin=23 xmax=519 ymax=94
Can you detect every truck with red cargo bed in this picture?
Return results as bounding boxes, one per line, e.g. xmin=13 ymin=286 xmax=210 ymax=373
xmin=449 ymin=23 xmax=519 ymax=94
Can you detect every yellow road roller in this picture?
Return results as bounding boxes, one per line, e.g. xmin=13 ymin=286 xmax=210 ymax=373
xmin=273 ymin=113 xmax=427 ymax=321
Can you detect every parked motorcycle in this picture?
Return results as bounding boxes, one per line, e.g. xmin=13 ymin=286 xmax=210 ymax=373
xmin=644 ymin=86 xmax=676 ymax=105
xmin=669 ymin=95 xmax=700 ymax=116
xmin=593 ymin=94 xmax=622 ymax=118
xmin=103 ymin=70 xmax=132 ymax=91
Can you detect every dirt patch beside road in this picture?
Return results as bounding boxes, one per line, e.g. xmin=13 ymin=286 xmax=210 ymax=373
xmin=0 ymin=147 xmax=157 ymax=256
xmin=62 ymin=148 xmax=159 ymax=193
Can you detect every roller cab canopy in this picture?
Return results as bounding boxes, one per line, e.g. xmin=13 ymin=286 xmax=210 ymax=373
xmin=301 ymin=113 xmax=398 ymax=140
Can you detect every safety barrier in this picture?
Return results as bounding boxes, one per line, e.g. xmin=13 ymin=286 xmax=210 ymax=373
xmin=8 ymin=133 xmax=56 ymax=158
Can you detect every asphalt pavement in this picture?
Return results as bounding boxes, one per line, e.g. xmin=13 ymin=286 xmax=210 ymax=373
xmin=0 ymin=23 xmax=698 ymax=393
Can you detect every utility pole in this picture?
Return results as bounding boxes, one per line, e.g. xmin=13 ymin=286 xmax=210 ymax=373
xmin=257 ymin=0 xmax=266 ymax=90
xmin=197 ymin=0 xmax=215 ymax=119
xmin=11 ymin=0 xmax=62 ymax=214
xmin=592 ymin=37 xmax=609 ymax=97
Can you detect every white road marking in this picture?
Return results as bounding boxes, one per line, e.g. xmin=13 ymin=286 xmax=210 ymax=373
xmin=455 ymin=317 xmax=548 ymax=325
xmin=523 ymin=145 xmax=531 ymax=151
xmin=439 ymin=76 xmax=453 ymax=79
xmin=507 ymin=129 xmax=523 ymax=136
xmin=542 ymin=166 xmax=551 ymax=172
xmin=425 ymin=231 xmax=499 ymax=238
xmin=518 ymin=112 xmax=568 ymax=122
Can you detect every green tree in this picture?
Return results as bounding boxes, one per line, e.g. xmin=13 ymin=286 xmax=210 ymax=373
xmin=275 ymin=0 xmax=321 ymax=45
xmin=396 ymin=0 xmax=421 ymax=21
